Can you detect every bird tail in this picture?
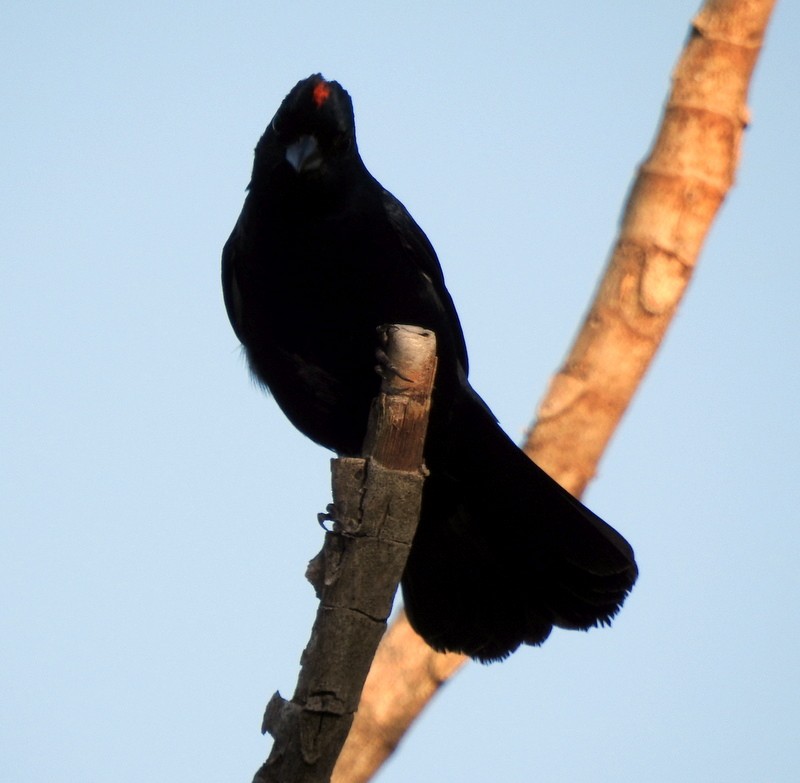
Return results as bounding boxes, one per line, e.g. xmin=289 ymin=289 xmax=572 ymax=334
xmin=401 ymin=386 xmax=638 ymax=663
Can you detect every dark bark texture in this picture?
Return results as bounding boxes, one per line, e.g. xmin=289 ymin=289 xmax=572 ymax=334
xmin=253 ymin=325 xmax=437 ymax=783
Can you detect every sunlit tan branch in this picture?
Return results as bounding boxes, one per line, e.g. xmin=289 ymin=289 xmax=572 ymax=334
xmin=332 ymin=2 xmax=777 ymax=780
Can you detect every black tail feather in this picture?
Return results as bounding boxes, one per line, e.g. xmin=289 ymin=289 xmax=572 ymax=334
xmin=401 ymin=386 xmax=637 ymax=662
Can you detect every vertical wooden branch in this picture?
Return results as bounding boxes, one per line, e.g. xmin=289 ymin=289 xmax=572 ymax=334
xmin=253 ymin=324 xmax=437 ymax=783
xmin=332 ymin=2 xmax=777 ymax=782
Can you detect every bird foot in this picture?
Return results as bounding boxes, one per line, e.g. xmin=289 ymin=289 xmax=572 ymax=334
xmin=317 ymin=503 xmax=336 ymax=531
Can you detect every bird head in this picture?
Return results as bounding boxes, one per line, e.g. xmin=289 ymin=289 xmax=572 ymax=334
xmin=258 ymin=74 xmax=360 ymax=180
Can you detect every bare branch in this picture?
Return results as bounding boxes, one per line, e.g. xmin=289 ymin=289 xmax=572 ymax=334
xmin=332 ymin=2 xmax=777 ymax=781
xmin=254 ymin=325 xmax=437 ymax=783
xmin=527 ymin=0 xmax=777 ymax=495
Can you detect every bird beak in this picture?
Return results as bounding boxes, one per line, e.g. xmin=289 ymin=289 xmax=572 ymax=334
xmin=285 ymin=135 xmax=322 ymax=173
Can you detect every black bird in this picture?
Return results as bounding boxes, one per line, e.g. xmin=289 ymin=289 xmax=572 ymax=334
xmin=222 ymin=74 xmax=637 ymax=662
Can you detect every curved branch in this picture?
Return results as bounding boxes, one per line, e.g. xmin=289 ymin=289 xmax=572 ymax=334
xmin=332 ymin=1 xmax=777 ymax=781
xmin=526 ymin=0 xmax=776 ymax=495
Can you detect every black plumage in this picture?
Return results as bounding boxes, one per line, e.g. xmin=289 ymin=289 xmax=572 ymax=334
xmin=222 ymin=75 xmax=637 ymax=662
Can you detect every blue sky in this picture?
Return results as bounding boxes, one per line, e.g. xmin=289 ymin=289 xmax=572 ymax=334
xmin=3 ymin=2 xmax=799 ymax=781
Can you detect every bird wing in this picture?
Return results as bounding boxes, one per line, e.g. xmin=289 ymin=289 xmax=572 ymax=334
xmin=380 ymin=188 xmax=469 ymax=374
